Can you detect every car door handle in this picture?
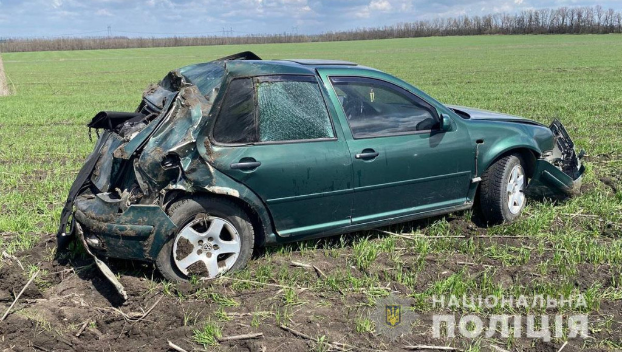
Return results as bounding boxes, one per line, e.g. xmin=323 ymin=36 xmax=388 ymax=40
xmin=355 ymin=149 xmax=379 ymax=160
xmin=230 ymin=160 xmax=261 ymax=170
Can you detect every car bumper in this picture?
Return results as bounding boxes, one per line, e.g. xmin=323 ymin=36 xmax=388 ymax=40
xmin=73 ymin=193 xmax=176 ymax=261
xmin=525 ymin=119 xmax=585 ymax=198
xmin=525 ymin=159 xmax=584 ymax=197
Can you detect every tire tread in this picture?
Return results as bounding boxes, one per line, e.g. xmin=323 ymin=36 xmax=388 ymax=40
xmin=479 ymin=154 xmax=523 ymax=224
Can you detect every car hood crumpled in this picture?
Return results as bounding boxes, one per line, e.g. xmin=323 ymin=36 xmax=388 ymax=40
xmin=446 ymin=105 xmax=545 ymax=126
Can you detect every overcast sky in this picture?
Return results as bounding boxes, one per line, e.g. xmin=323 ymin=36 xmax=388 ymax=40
xmin=0 ymin=0 xmax=621 ymax=38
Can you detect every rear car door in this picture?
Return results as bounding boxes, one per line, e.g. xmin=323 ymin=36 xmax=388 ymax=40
xmin=207 ymin=75 xmax=353 ymax=238
xmin=319 ymin=71 xmax=474 ymax=223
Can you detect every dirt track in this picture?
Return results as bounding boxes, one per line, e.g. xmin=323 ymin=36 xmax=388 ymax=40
xmin=0 ymin=55 xmax=10 ymax=96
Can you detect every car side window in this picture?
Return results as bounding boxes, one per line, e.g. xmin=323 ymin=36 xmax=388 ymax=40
xmin=213 ymin=76 xmax=335 ymax=144
xmin=213 ymin=78 xmax=257 ymax=144
xmin=256 ymin=76 xmax=335 ymax=142
xmin=330 ymin=77 xmax=439 ymax=139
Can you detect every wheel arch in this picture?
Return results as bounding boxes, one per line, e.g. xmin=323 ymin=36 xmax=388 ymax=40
xmin=480 ymin=146 xmax=539 ymax=180
xmin=162 ymin=189 xmax=273 ymax=248
xmin=476 ymin=146 xmax=536 ymax=224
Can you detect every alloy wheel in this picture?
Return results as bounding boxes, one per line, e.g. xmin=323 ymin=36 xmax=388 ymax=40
xmin=172 ymin=216 xmax=241 ymax=279
xmin=507 ymin=164 xmax=526 ymax=215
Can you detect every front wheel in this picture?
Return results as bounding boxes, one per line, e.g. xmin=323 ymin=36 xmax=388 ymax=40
xmin=479 ymin=154 xmax=527 ymax=224
xmin=156 ymin=196 xmax=255 ymax=283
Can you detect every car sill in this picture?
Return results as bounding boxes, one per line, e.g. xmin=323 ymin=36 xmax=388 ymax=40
xmin=351 ymin=198 xmax=470 ymax=224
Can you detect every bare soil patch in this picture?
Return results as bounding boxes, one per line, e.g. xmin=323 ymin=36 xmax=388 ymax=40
xmin=0 ymin=231 xmax=618 ymax=351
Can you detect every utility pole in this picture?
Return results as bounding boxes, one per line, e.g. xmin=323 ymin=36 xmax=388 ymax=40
xmin=107 ymin=25 xmax=111 ymax=37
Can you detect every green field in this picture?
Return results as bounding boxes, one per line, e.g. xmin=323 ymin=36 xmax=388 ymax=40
xmin=1 ymin=35 xmax=621 ymax=350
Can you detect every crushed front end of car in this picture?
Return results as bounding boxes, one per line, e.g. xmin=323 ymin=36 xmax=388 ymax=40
xmin=448 ymin=105 xmax=585 ymax=198
xmin=56 ymin=52 xmax=261 ymax=299
xmin=525 ymin=119 xmax=585 ymax=198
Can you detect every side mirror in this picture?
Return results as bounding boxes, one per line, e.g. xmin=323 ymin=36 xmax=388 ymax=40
xmin=440 ymin=114 xmax=452 ymax=131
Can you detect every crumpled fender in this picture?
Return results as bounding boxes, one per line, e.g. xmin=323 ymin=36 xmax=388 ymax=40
xmin=472 ymin=119 xmax=584 ymax=198
xmin=116 ymin=73 xmax=276 ymax=245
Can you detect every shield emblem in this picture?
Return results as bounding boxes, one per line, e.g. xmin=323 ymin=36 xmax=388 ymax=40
xmin=385 ymin=304 xmax=401 ymax=327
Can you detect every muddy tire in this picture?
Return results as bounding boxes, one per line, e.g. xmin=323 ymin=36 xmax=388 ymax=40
xmin=156 ymin=196 xmax=254 ymax=283
xmin=479 ymin=154 xmax=527 ymax=224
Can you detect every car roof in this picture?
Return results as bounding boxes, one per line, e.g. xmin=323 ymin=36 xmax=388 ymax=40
xmin=179 ymin=52 xmax=374 ymax=80
xmin=224 ymin=58 xmax=363 ymax=78
xmin=282 ymin=59 xmax=357 ymax=66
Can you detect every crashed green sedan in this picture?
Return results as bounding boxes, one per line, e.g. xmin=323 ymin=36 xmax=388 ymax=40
xmin=57 ymin=51 xmax=584 ymax=291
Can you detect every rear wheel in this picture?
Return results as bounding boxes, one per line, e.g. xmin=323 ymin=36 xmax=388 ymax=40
xmin=479 ymin=154 xmax=527 ymax=224
xmin=156 ymin=196 xmax=254 ymax=283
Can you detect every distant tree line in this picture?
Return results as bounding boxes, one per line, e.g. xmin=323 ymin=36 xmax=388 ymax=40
xmin=1 ymin=5 xmax=621 ymax=53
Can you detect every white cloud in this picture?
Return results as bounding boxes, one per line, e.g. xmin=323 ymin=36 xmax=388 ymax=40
xmin=95 ymin=9 xmax=112 ymax=16
xmin=369 ymin=0 xmax=392 ymax=11
xmin=0 ymin=0 xmax=621 ymax=38
xmin=355 ymin=10 xmax=371 ymax=18
xmin=355 ymin=0 xmax=395 ymax=19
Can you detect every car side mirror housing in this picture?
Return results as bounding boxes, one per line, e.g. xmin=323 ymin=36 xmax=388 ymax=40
xmin=440 ymin=114 xmax=452 ymax=131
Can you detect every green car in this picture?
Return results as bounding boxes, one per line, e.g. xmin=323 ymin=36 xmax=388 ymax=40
xmin=57 ymin=51 xmax=583 ymax=290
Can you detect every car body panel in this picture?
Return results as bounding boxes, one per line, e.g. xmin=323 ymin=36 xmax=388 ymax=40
xmin=446 ymin=105 xmax=545 ymax=126
xmin=74 ymin=197 xmax=175 ymax=260
xmin=465 ymin=120 xmax=554 ymax=175
xmin=318 ymin=68 xmax=475 ymax=222
xmin=56 ymin=52 xmax=584 ymax=298
xmin=208 ymin=140 xmax=355 ymax=237
xmin=201 ymin=72 xmax=355 ymax=238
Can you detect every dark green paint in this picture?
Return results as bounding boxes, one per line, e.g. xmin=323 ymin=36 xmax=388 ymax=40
xmin=74 ymin=195 xmax=176 ymax=260
xmin=68 ymin=53 xmax=584 ymax=263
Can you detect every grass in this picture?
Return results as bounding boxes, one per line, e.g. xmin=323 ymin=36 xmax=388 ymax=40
xmin=193 ymin=319 xmax=222 ymax=347
xmin=0 ymin=34 xmax=621 ymax=349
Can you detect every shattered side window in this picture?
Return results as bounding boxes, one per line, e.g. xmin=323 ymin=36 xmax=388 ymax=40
xmin=257 ymin=77 xmax=335 ymax=142
xmin=213 ymin=78 xmax=257 ymax=144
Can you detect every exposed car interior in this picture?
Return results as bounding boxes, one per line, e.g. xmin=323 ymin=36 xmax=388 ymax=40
xmin=332 ymin=78 xmax=439 ymax=138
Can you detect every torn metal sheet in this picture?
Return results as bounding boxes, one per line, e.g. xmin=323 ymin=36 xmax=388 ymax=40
xmin=525 ymin=120 xmax=585 ymax=198
xmin=56 ymin=52 xmax=274 ymax=296
xmin=76 ymin=222 xmax=128 ymax=301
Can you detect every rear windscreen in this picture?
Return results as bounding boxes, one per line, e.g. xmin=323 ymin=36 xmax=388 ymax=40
xmin=180 ymin=62 xmax=226 ymax=96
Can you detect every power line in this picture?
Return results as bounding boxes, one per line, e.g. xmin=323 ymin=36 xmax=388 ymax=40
xmin=114 ymin=29 xmax=223 ymax=35
xmin=3 ymin=26 xmax=290 ymax=40
xmin=221 ymin=27 xmax=234 ymax=37
xmin=53 ymin=30 xmax=108 ymax=37
xmin=8 ymin=27 xmax=267 ymax=39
